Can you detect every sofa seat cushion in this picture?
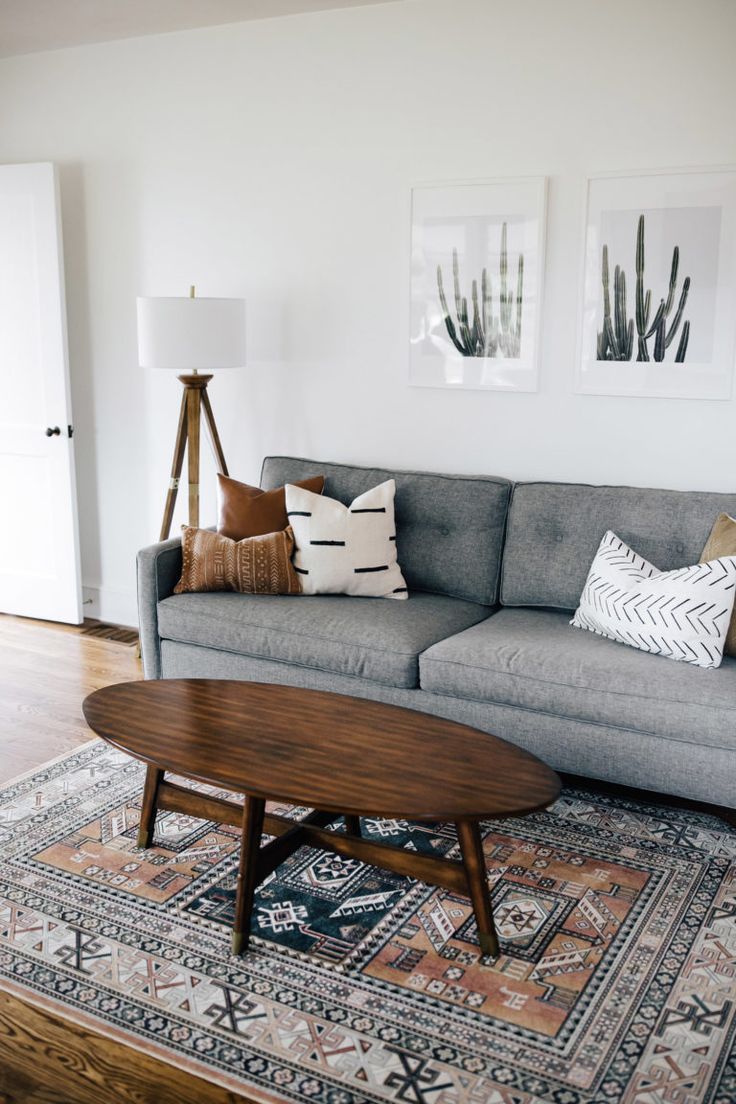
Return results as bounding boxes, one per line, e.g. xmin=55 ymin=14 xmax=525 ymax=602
xmin=157 ymin=591 xmax=489 ymax=689
xmin=420 ymin=608 xmax=736 ymax=749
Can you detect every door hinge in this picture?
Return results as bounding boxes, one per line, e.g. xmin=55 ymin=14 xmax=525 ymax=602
xmin=67 ymin=425 xmax=74 ymax=438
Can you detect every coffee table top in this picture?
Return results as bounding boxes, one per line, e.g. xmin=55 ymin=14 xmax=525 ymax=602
xmin=83 ymin=680 xmax=560 ymax=821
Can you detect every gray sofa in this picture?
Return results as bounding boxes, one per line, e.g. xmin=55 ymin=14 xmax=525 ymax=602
xmin=137 ymin=456 xmax=736 ymax=810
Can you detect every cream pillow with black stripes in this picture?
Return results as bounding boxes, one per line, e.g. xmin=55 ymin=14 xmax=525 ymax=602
xmin=285 ymin=480 xmax=408 ymax=599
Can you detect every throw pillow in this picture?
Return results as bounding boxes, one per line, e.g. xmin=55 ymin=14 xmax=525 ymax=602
xmin=174 ymin=526 xmax=302 ymax=595
xmin=285 ymin=479 xmax=408 ymax=599
xmin=701 ymin=513 xmax=736 ymax=657
xmin=571 ymin=529 xmax=736 ymax=669
xmin=217 ymin=473 xmax=325 ymax=540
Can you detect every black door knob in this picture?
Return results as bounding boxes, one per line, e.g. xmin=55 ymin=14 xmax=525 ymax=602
xmin=45 ymin=426 xmax=61 ymax=436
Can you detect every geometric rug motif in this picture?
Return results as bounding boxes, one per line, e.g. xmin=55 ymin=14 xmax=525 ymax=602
xmin=0 ymin=740 xmax=734 ymax=1103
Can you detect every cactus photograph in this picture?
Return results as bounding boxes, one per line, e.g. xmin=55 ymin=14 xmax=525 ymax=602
xmin=410 ymin=178 xmax=547 ymax=392
xmin=578 ymin=170 xmax=736 ymax=400
xmin=596 ymin=214 xmax=691 ymax=364
xmin=436 ymin=224 xmax=524 ymax=359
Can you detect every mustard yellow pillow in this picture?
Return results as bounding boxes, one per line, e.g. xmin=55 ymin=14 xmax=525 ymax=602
xmin=701 ymin=513 xmax=736 ymax=657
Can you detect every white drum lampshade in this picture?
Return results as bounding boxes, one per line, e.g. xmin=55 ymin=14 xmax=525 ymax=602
xmin=136 ymin=291 xmax=246 ymax=540
xmin=136 ymin=296 xmax=246 ymax=370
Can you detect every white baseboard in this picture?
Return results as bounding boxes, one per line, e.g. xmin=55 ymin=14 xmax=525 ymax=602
xmin=82 ymin=584 xmax=138 ymax=629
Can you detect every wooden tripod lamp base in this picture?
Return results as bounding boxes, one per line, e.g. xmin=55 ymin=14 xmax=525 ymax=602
xmin=159 ymin=374 xmax=229 ymax=542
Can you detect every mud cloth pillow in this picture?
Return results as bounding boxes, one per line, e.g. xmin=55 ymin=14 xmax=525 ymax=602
xmin=571 ymin=530 xmax=736 ymax=669
xmin=701 ymin=513 xmax=736 ymax=657
xmin=285 ymin=479 xmax=408 ymax=599
xmin=217 ymin=473 xmax=325 ymax=540
xmin=174 ymin=526 xmax=302 ymax=595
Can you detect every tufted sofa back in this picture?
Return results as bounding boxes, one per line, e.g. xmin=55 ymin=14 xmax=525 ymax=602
xmin=260 ymin=456 xmax=512 ymax=606
xmin=501 ymin=482 xmax=736 ymax=610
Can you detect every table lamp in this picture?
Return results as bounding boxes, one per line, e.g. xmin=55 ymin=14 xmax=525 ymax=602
xmin=137 ymin=287 xmax=246 ymax=540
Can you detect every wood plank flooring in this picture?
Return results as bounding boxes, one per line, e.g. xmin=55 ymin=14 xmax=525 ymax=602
xmin=0 ymin=614 xmax=252 ymax=1104
xmin=0 ymin=615 xmax=141 ymax=785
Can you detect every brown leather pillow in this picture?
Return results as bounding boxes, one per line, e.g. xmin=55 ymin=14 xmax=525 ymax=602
xmin=701 ymin=513 xmax=736 ymax=656
xmin=217 ymin=473 xmax=325 ymax=540
xmin=174 ymin=526 xmax=302 ymax=595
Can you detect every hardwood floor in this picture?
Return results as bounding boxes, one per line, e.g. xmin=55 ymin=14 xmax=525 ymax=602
xmin=0 ymin=614 xmax=142 ymax=785
xmin=0 ymin=614 xmax=252 ymax=1104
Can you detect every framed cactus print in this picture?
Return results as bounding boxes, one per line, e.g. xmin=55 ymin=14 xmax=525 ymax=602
xmin=409 ymin=177 xmax=547 ymax=391
xmin=577 ymin=168 xmax=736 ymax=400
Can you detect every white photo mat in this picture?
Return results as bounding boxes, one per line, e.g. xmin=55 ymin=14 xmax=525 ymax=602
xmin=576 ymin=168 xmax=736 ymax=400
xmin=409 ymin=177 xmax=547 ymax=392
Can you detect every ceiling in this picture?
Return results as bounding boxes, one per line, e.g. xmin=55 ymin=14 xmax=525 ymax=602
xmin=0 ymin=0 xmax=399 ymax=59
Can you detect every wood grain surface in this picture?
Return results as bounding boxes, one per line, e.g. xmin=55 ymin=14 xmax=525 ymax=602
xmin=0 ymin=989 xmax=249 ymax=1103
xmin=83 ymin=679 xmax=561 ymax=820
xmin=0 ymin=614 xmax=141 ymax=785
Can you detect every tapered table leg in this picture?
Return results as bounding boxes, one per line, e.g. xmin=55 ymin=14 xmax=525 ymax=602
xmin=344 ymin=814 xmax=361 ymax=837
xmin=232 ymin=795 xmax=266 ymax=955
xmin=138 ymin=766 xmax=163 ymax=848
xmin=456 ymin=820 xmax=499 ymax=958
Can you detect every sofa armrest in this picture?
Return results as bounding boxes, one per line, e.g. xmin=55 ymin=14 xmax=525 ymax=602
xmin=136 ymin=536 xmax=183 ymax=679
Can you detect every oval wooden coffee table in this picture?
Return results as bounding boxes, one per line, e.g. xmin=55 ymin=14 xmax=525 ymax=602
xmin=83 ymin=680 xmax=560 ymax=959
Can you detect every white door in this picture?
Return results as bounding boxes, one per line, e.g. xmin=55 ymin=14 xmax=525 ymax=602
xmin=0 ymin=163 xmax=82 ymax=624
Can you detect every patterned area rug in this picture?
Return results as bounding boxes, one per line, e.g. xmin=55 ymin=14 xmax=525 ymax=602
xmin=0 ymin=740 xmax=734 ymax=1103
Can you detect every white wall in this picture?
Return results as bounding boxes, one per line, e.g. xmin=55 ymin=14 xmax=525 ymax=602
xmin=1 ymin=0 xmax=735 ymax=626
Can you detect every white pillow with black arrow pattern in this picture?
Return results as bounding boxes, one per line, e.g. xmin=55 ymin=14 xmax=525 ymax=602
xmin=571 ymin=530 xmax=736 ymax=669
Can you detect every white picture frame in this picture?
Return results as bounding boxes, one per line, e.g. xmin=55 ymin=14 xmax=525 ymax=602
xmin=409 ymin=177 xmax=547 ymax=392
xmin=576 ymin=168 xmax=736 ymax=400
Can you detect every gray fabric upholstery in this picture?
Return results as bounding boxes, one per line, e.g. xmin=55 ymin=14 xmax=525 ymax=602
xmin=157 ymin=590 xmax=489 ymax=689
xmin=160 ymin=640 xmax=736 ymax=809
xmin=136 ymin=462 xmax=736 ymax=811
xmin=136 ymin=536 xmax=183 ymax=679
xmin=261 ymin=456 xmax=511 ymax=606
xmin=420 ymin=607 xmax=736 ymax=750
xmin=501 ymin=481 xmax=736 ymax=610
